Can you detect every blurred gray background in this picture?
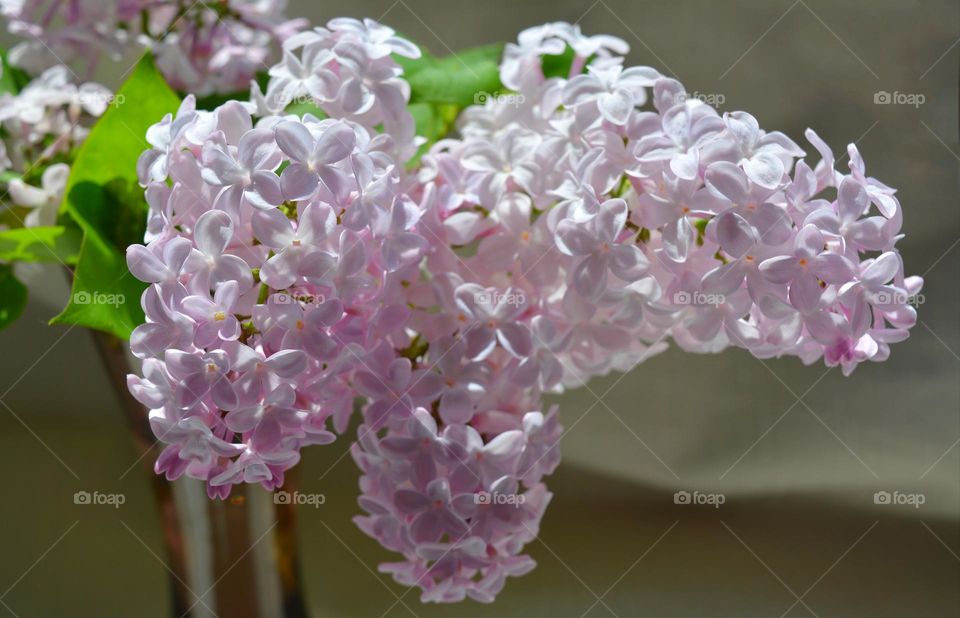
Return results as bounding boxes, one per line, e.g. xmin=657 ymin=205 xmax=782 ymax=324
xmin=1 ymin=0 xmax=958 ymax=616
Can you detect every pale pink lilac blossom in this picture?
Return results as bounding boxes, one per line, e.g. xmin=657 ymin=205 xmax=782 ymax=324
xmin=124 ymin=17 xmax=921 ymax=604
xmin=0 ymin=65 xmax=110 ymax=240
xmin=253 ymin=17 xmax=422 ymax=160
xmin=2 ymin=0 xmax=305 ymax=95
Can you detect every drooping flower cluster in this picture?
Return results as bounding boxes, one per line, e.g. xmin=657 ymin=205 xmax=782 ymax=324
xmin=123 ymin=17 xmax=922 ymax=604
xmin=427 ymin=20 xmax=923 ymax=380
xmin=1 ymin=0 xmax=304 ymax=94
xmin=353 ymin=406 xmax=560 ymax=602
xmin=0 ymin=64 xmax=110 ymax=226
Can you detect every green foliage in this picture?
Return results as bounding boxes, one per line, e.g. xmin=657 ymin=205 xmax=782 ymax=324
xmin=193 ymin=72 xmax=269 ymax=111
xmin=284 ymin=100 xmax=328 ymax=119
xmin=0 ymin=226 xmax=82 ymax=263
xmin=0 ymin=170 xmax=20 ymax=184
xmin=541 ymin=45 xmax=577 ymax=80
xmin=0 ymin=48 xmax=30 ymax=95
xmin=0 ymin=48 xmax=73 ymax=333
xmin=407 ymin=101 xmax=459 ymax=167
xmin=193 ymin=90 xmax=242 ymax=111
xmin=400 ymin=43 xmax=505 ymax=164
xmin=404 ymin=43 xmax=504 ymax=108
xmin=0 ymin=265 xmax=27 ymax=331
xmin=50 ymin=56 xmax=181 ymax=340
xmin=694 ymin=218 xmax=709 ymax=246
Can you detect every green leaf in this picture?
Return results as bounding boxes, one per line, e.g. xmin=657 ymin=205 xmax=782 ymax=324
xmin=453 ymin=43 xmax=505 ymax=67
xmin=390 ymin=32 xmax=439 ymax=75
xmin=393 ymin=47 xmax=433 ymax=77
xmin=51 ymin=56 xmax=181 ymax=340
xmin=0 ymin=48 xmax=30 ymax=95
xmin=0 ymin=54 xmax=18 ymax=95
xmin=400 ymin=43 xmax=505 ymax=165
xmin=193 ymin=71 xmax=269 ymax=111
xmin=541 ymin=46 xmax=577 ymax=79
xmin=284 ymin=100 xmax=328 ymax=119
xmin=409 ymin=103 xmax=441 ymax=139
xmin=0 ymin=265 xmax=27 ymax=331
xmin=408 ymin=102 xmax=438 ymax=167
xmin=407 ymin=102 xmax=459 ymax=167
xmin=406 ymin=43 xmax=504 ymax=108
xmin=193 ymin=90 xmax=244 ymax=111
xmin=0 ymin=226 xmax=82 ymax=263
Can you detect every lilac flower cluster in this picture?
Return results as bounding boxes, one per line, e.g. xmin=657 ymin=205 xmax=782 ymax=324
xmin=441 ymin=21 xmax=922 ymax=379
xmin=124 ymin=18 xmax=921 ymax=603
xmin=1 ymin=0 xmax=304 ymax=95
xmin=0 ymin=65 xmax=110 ymax=226
xmin=127 ymin=95 xmax=398 ymax=494
xmin=251 ymin=17 xmax=422 ymax=160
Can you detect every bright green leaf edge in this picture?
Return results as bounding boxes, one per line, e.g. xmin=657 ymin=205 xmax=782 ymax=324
xmin=50 ymin=56 xmax=181 ymax=340
xmin=0 ymin=265 xmax=27 ymax=331
xmin=0 ymin=226 xmax=82 ymax=263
